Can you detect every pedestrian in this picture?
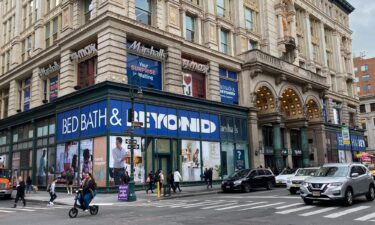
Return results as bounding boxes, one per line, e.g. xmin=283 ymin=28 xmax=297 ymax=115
xmin=203 ymin=168 xmax=209 ymax=188
xmin=26 ymin=176 xmax=32 ymax=194
xmin=173 ymin=169 xmax=182 ymax=192
xmin=66 ymin=168 xmax=74 ymax=195
xmin=13 ymin=176 xmax=26 ymax=208
xmin=159 ymin=170 xmax=164 ymax=194
xmin=146 ymin=171 xmax=154 ymax=194
xmin=167 ymin=171 xmax=175 ymax=195
xmin=122 ymin=171 xmax=130 ymax=184
xmin=82 ymin=173 xmax=97 ymax=211
xmin=207 ymin=168 xmax=213 ymax=189
xmin=48 ymin=179 xmax=57 ymax=206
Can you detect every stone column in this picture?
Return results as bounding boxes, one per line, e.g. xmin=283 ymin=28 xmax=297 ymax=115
xmin=0 ymin=1 xmax=3 ymax=47
xmin=97 ymin=0 xmax=125 ymax=16
xmin=30 ymin=67 xmax=42 ymax=108
xmin=180 ymin=8 xmax=186 ymax=39
xmin=313 ymin=125 xmax=327 ymax=165
xmin=319 ymin=22 xmax=328 ymax=69
xmin=207 ymin=61 xmax=220 ymax=102
xmin=7 ymin=80 xmax=18 ymax=117
xmin=164 ymin=47 xmax=182 ymax=94
xmin=59 ymin=49 xmax=76 ymax=97
xmin=248 ymin=110 xmax=261 ymax=168
xmin=284 ymin=128 xmax=293 ymax=168
xmin=303 ymin=12 xmax=314 ymax=69
xmin=128 ymin=0 xmax=135 ymax=20
xmin=96 ymin=27 xmax=127 ymax=84
xmin=197 ymin=14 xmax=203 ymax=45
xmin=301 ymin=126 xmax=310 ymax=167
xmin=273 ymin=123 xmax=284 ymax=172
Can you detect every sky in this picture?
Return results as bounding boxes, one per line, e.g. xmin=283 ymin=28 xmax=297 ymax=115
xmin=349 ymin=0 xmax=375 ymax=58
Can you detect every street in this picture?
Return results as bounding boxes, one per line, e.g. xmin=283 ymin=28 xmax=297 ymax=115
xmin=2 ymin=188 xmax=375 ymax=225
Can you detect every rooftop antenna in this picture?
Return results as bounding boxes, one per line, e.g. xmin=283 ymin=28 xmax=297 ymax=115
xmin=360 ymin=51 xmax=366 ymax=59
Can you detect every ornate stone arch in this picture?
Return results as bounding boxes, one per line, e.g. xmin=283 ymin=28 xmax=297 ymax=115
xmin=305 ymin=96 xmax=322 ymax=121
xmin=279 ymin=85 xmax=303 ymax=119
xmin=254 ymin=82 xmax=278 ymax=114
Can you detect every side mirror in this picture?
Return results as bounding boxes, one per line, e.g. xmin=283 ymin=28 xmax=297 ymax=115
xmin=351 ymin=173 xmax=359 ymax=178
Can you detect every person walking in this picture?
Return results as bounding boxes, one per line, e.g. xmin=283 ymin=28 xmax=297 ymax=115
xmin=159 ymin=170 xmax=164 ymax=194
xmin=48 ymin=179 xmax=57 ymax=206
xmin=122 ymin=171 xmax=130 ymax=184
xmin=166 ymin=171 xmax=175 ymax=195
xmin=26 ymin=176 xmax=32 ymax=194
xmin=13 ymin=176 xmax=26 ymax=208
xmin=203 ymin=168 xmax=209 ymax=188
xmin=207 ymin=168 xmax=213 ymax=189
xmin=173 ymin=169 xmax=182 ymax=192
xmin=146 ymin=171 xmax=154 ymax=194
xmin=66 ymin=168 xmax=74 ymax=195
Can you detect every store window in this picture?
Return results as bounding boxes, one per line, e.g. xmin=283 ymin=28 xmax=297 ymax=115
xmin=186 ymin=14 xmax=195 ymax=42
xmin=262 ymin=126 xmax=273 ymax=148
xmin=181 ymin=140 xmax=201 ymax=181
xmin=18 ymin=77 xmax=31 ymax=111
xmin=0 ymin=130 xmax=10 ymax=156
xmin=78 ymin=57 xmax=97 ymax=89
xmin=219 ymin=68 xmax=238 ymax=104
xmin=12 ymin=124 xmax=34 ymax=182
xmin=220 ymin=29 xmax=229 ymax=54
xmin=135 ymin=0 xmax=152 ymax=25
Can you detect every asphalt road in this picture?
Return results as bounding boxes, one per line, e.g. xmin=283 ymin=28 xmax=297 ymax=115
xmin=2 ymin=187 xmax=375 ymax=225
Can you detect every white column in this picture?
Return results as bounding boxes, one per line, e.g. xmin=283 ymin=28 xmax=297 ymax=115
xmin=197 ymin=14 xmax=203 ymax=44
xmin=180 ymin=9 xmax=186 ymax=39
xmin=59 ymin=49 xmax=76 ymax=97
xmin=7 ymin=80 xmax=18 ymax=117
xmin=319 ymin=22 xmax=328 ymax=69
xmin=30 ymin=67 xmax=42 ymax=108
xmin=303 ymin=12 xmax=314 ymax=66
xmin=128 ymin=0 xmax=135 ymax=19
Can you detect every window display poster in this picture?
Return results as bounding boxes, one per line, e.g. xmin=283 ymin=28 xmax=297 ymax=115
xmin=109 ymin=136 xmax=143 ymax=185
xmin=93 ymin=136 xmax=107 ymax=187
xmin=36 ymin=148 xmax=47 ymax=185
xmin=220 ymin=79 xmax=238 ymax=104
xmin=234 ymin=149 xmax=245 ymax=170
xmin=49 ymin=76 xmax=58 ymax=101
xmin=56 ymin=141 xmax=78 ymax=177
xmin=80 ymin=139 xmax=93 ymax=179
xmin=181 ymin=140 xmax=201 ymax=181
xmin=202 ymin=142 xmax=221 ymax=180
xmin=24 ymin=85 xmax=30 ymax=111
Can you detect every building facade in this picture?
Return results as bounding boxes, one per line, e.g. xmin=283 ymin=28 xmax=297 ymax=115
xmin=0 ymin=0 xmax=363 ymax=188
xmin=358 ymin=96 xmax=375 ymax=153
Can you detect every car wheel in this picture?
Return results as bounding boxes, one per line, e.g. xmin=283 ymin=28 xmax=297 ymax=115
xmin=303 ymin=198 xmax=313 ymax=205
xmin=366 ymin=185 xmax=375 ymax=201
xmin=242 ymin=183 xmax=251 ymax=193
xmin=343 ymin=188 xmax=354 ymax=206
xmin=289 ymin=189 xmax=297 ymax=195
xmin=266 ymin=181 xmax=273 ymax=190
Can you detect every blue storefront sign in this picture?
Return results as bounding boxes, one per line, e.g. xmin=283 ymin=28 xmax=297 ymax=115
xmin=127 ymin=53 xmax=162 ymax=90
xmin=357 ymin=136 xmax=366 ymax=151
xmin=56 ymin=100 xmax=220 ymax=142
xmin=220 ymin=79 xmax=238 ymax=105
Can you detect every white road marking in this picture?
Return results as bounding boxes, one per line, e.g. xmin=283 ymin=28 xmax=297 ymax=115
xmin=276 ymin=206 xmax=315 ymax=214
xmin=181 ymin=201 xmax=227 ymax=209
xmin=275 ymin=203 xmax=303 ymax=209
xmin=324 ymin=206 xmax=371 ymax=218
xmin=90 ymin=203 xmax=114 ymax=206
xmin=240 ymin=202 xmax=285 ymax=210
xmin=216 ymin=202 xmax=266 ymax=211
xmin=354 ymin=212 xmax=375 ymax=221
xmin=217 ymin=196 xmax=300 ymax=199
xmin=299 ymin=207 xmax=338 ymax=216
xmin=0 ymin=209 xmax=15 ymax=213
xmin=201 ymin=203 xmax=237 ymax=210
xmin=0 ymin=207 xmax=35 ymax=212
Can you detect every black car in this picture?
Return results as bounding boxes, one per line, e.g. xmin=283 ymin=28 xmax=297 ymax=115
xmin=221 ymin=168 xmax=275 ymax=193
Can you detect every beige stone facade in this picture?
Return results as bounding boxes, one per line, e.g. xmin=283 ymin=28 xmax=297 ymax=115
xmin=0 ymin=0 xmax=360 ymax=169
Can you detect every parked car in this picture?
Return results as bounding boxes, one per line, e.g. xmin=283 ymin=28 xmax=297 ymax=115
xmin=221 ymin=168 xmax=275 ymax=193
xmin=300 ymin=163 xmax=375 ymax=206
xmin=275 ymin=168 xmax=298 ymax=186
xmin=286 ymin=167 xmax=319 ymax=194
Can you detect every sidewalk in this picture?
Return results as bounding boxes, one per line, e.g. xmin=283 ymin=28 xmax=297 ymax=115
xmin=19 ymin=184 xmax=221 ymax=206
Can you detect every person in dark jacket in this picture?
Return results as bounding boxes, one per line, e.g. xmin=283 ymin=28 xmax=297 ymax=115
xmin=122 ymin=171 xmax=130 ymax=184
xmin=13 ymin=176 xmax=26 ymax=208
xmin=167 ymin=171 xmax=175 ymax=194
xmin=203 ymin=168 xmax=209 ymax=187
xmin=146 ymin=171 xmax=154 ymax=194
xmin=207 ymin=168 xmax=213 ymax=189
xmin=26 ymin=176 xmax=32 ymax=194
xmin=81 ymin=173 xmax=97 ymax=210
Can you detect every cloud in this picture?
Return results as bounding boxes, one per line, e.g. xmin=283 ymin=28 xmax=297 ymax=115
xmin=349 ymin=0 xmax=375 ymax=58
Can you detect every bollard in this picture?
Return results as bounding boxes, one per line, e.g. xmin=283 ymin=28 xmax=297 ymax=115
xmin=157 ymin=181 xmax=160 ymax=198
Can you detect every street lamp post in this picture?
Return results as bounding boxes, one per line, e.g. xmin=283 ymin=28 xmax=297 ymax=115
xmin=127 ymin=75 xmax=142 ymax=202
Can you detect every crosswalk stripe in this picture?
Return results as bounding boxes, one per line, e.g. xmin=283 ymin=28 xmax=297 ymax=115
xmin=324 ymin=206 xmax=371 ymax=218
xmin=275 ymin=203 xmax=303 ymax=209
xmin=354 ymin=212 xmax=375 ymax=221
xmin=240 ymin=202 xmax=285 ymax=210
xmin=216 ymin=202 xmax=266 ymax=211
xmin=276 ymin=206 xmax=315 ymax=214
xmin=0 ymin=209 xmax=15 ymax=213
xmin=0 ymin=207 xmax=35 ymax=212
xmin=299 ymin=207 xmax=338 ymax=216
xmin=181 ymin=201 xmax=228 ymax=209
xmin=201 ymin=203 xmax=237 ymax=210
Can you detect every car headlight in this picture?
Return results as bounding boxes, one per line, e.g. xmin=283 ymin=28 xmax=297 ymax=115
xmin=287 ymin=179 xmax=292 ymax=183
xmin=302 ymin=182 xmax=310 ymax=187
xmin=221 ymin=181 xmax=225 ymax=185
xmin=328 ymin=182 xmax=343 ymax=187
xmin=234 ymin=180 xmax=242 ymax=185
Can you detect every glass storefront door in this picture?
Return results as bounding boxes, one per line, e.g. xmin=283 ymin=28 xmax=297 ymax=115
xmin=156 ymin=155 xmax=170 ymax=181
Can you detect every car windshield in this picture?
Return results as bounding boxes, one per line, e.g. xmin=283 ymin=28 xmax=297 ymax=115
xmin=314 ymin=166 xmax=348 ymax=177
xmin=228 ymin=169 xmax=251 ymax=179
xmin=296 ymin=169 xmax=317 ymax=176
xmin=0 ymin=169 xmax=10 ymax=179
xmin=280 ymin=169 xmax=296 ymax=175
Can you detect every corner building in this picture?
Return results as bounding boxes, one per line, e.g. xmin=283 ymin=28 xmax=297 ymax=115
xmin=0 ymin=0 xmax=363 ymax=189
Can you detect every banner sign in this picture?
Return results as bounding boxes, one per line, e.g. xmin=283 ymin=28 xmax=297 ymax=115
xmin=24 ymin=78 xmax=31 ymax=111
xmin=127 ymin=54 xmax=162 ymax=90
xmin=118 ymin=184 xmax=129 ymax=201
xmin=337 ymin=133 xmax=345 ymax=150
xmin=342 ymin=126 xmax=350 ymax=145
xmin=234 ymin=149 xmax=245 ymax=170
xmin=57 ymin=100 xmax=220 ymax=142
xmin=220 ymin=79 xmax=238 ymax=105
xmin=49 ymin=76 xmax=58 ymax=101
xmin=351 ymin=135 xmax=359 ymax=151
xmin=358 ymin=136 xmax=366 ymax=151
xmin=182 ymin=73 xmax=193 ymax=96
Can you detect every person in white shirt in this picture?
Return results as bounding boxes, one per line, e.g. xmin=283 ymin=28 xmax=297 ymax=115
xmin=173 ymin=170 xmax=182 ymax=192
xmin=111 ymin=137 xmax=128 ymax=185
xmin=48 ymin=179 xmax=57 ymax=206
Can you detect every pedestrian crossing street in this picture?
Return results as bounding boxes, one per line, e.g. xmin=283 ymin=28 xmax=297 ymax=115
xmin=134 ymin=198 xmax=375 ymax=223
xmin=0 ymin=205 xmax=69 ymax=214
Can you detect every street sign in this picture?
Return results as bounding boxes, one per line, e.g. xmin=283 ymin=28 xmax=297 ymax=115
xmin=127 ymin=144 xmax=140 ymax=149
xmin=132 ymin=121 xmax=143 ymax=128
xmin=125 ymin=139 xmax=137 ymax=144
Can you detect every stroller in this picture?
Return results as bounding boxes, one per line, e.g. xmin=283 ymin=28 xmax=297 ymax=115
xmin=68 ymin=189 xmax=99 ymax=218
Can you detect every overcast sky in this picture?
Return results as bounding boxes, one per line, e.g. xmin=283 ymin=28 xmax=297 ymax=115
xmin=349 ymin=0 xmax=375 ymax=58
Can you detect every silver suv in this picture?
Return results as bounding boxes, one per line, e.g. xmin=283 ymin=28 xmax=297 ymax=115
xmin=300 ymin=163 xmax=375 ymax=206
